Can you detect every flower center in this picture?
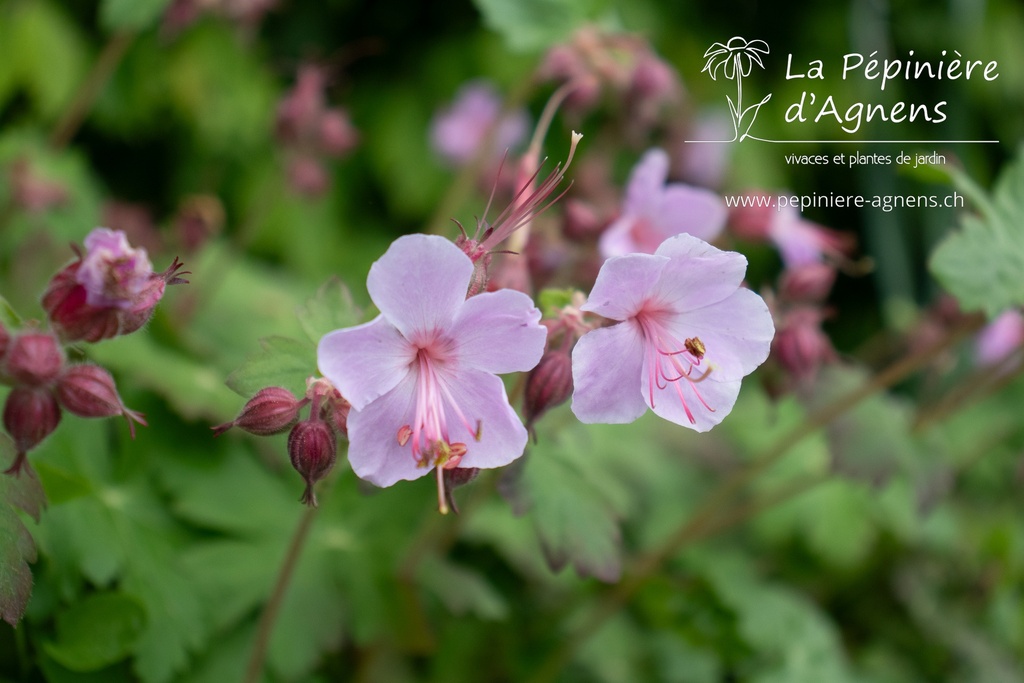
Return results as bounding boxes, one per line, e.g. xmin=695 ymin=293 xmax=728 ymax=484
xmin=635 ymin=311 xmax=714 ymax=424
xmin=396 ymin=347 xmax=481 ymax=470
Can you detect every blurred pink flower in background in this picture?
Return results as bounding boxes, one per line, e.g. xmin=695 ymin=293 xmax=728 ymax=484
xmin=429 ymin=80 xmax=530 ymax=167
xmin=599 ymin=148 xmax=726 ymax=258
xmin=975 ymin=309 xmax=1024 ymax=366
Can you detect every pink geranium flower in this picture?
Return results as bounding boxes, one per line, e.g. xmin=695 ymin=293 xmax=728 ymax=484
xmin=429 ymin=80 xmax=529 ymax=167
xmin=76 ymin=228 xmax=154 ymax=309
xmin=572 ymin=234 xmax=774 ymax=431
xmin=317 ymin=234 xmax=546 ymax=506
xmin=975 ymin=309 xmax=1024 ymax=367
xmin=599 ymin=148 xmax=726 ymax=258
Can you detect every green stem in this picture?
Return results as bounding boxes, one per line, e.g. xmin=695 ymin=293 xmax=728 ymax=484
xmin=50 ymin=32 xmax=135 ymax=149
xmin=243 ymin=504 xmax=320 ymax=683
xmin=524 ymin=312 xmax=984 ymax=683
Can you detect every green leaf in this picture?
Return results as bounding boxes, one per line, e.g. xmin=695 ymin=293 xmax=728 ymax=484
xmin=44 ymin=592 xmax=147 ymax=671
xmin=100 ymin=0 xmax=172 ymax=31
xmin=224 ymin=336 xmax=316 ymax=399
xmin=297 ymin=277 xmax=363 ymax=346
xmin=473 ymin=0 xmax=611 ymax=52
xmin=417 ymin=555 xmax=509 ymax=620
xmin=0 ymin=435 xmax=45 ymax=626
xmin=537 ymin=287 xmax=577 ymax=317
xmin=0 ymin=294 xmax=23 ymax=328
xmin=930 ymin=148 xmax=1024 ymax=316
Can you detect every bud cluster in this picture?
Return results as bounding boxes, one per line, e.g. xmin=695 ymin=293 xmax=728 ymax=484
xmin=523 ymin=292 xmax=594 ymax=434
xmin=1 ymin=328 xmax=146 ymax=475
xmin=213 ymin=377 xmax=350 ymax=507
xmin=1 ymin=228 xmax=185 ymax=476
xmin=274 ymin=63 xmax=359 ymax=196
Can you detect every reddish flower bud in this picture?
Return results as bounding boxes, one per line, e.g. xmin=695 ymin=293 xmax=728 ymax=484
xmin=327 ymin=394 xmax=350 ymax=437
xmin=320 ymin=109 xmax=359 ymax=157
xmin=561 ymin=199 xmax=606 ymax=241
xmin=288 ymin=419 xmax=337 ymax=507
xmin=3 ymin=387 xmax=61 ymax=475
xmin=287 ymin=156 xmax=330 ymax=196
xmin=212 ymin=386 xmax=305 ymax=437
xmin=779 ymin=263 xmax=836 ymax=304
xmin=4 ymin=332 xmax=63 ymax=387
xmin=55 ymin=364 xmax=147 ymax=437
xmin=774 ymin=308 xmax=837 ymax=381
xmin=524 ymin=348 xmax=574 ymax=430
xmin=727 ymin=191 xmax=774 ymax=242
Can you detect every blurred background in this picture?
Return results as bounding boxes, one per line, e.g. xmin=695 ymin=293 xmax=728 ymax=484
xmin=2 ymin=0 xmax=1024 ymax=681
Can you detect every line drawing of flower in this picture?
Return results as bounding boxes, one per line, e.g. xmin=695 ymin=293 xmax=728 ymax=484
xmin=701 ymin=36 xmax=772 ymax=142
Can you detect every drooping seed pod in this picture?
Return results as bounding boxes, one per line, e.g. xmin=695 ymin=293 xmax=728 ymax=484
xmin=288 ymin=419 xmax=337 ymax=507
xmin=3 ymin=332 xmax=63 ymax=387
xmin=3 ymin=387 xmax=61 ymax=475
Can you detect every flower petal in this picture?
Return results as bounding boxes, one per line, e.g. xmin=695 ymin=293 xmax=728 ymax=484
xmin=449 ymin=289 xmax=546 ymax=374
xmin=318 ymin=316 xmax=413 ymax=410
xmin=650 ymin=184 xmax=727 ymax=244
xmin=622 ymin=148 xmax=669 ymax=216
xmin=582 ymin=253 xmax=669 ymax=321
xmin=367 ymin=234 xmax=473 ymax=341
xmin=666 ymin=288 xmax=775 ymax=381
xmin=641 ymin=371 xmax=742 ymax=433
xmin=649 ymin=234 xmax=748 ymax=310
xmin=346 ymin=373 xmax=426 ymax=486
xmin=571 ymin=322 xmax=647 ymax=424
xmin=436 ymin=368 xmax=528 ymax=470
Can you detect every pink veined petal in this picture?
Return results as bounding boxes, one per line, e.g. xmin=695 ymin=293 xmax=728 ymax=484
xmin=449 ymin=289 xmax=547 ymax=374
xmin=649 ymin=234 xmax=748 ymax=310
xmin=622 ymin=148 xmax=670 ymax=216
xmin=434 ymin=367 xmax=529 ymax=470
xmin=641 ymin=369 xmax=742 ymax=433
xmin=571 ymin=322 xmax=647 ymax=424
xmin=346 ymin=367 xmax=528 ymax=487
xmin=664 ymin=288 xmax=775 ymax=382
xmin=582 ymin=253 xmax=668 ymax=321
xmin=649 ymin=184 xmax=727 ymax=244
xmin=366 ymin=234 xmax=474 ymax=342
xmin=346 ymin=373 xmax=426 ymax=487
xmin=317 ymin=316 xmax=414 ymax=410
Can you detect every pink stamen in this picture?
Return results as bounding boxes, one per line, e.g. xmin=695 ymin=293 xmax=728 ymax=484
xmin=637 ymin=312 xmax=715 ymax=423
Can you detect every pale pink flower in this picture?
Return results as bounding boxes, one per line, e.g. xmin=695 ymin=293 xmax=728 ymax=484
xmin=317 ymin=235 xmax=546 ymax=504
xmin=573 ymin=234 xmax=774 ymax=431
xmin=599 ymin=149 xmax=726 ymax=258
xmin=429 ymin=81 xmax=529 ymax=167
xmin=729 ymin=192 xmax=854 ymax=268
xmin=975 ymin=310 xmax=1024 ymax=366
xmin=76 ymin=228 xmax=154 ymax=310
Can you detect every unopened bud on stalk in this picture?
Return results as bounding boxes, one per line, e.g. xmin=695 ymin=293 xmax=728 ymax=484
xmin=524 ymin=348 xmax=574 ymax=431
xmin=3 ymin=332 xmax=63 ymax=387
xmin=288 ymin=419 xmax=337 ymax=507
xmin=55 ymin=364 xmax=147 ymax=437
xmin=212 ymin=387 xmax=306 ymax=437
xmin=779 ymin=263 xmax=836 ymax=304
xmin=3 ymin=387 xmax=61 ymax=475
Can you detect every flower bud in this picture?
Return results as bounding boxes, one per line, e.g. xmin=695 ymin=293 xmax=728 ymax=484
xmin=727 ymin=191 xmax=774 ymax=242
xmin=774 ymin=308 xmax=836 ymax=381
xmin=3 ymin=387 xmax=61 ymax=475
xmin=524 ymin=348 xmax=574 ymax=430
xmin=4 ymin=332 xmax=63 ymax=387
xmin=561 ymin=199 xmax=605 ymax=241
xmin=287 ymin=156 xmax=330 ymax=196
xmin=212 ymin=386 xmax=305 ymax=437
xmin=288 ymin=419 xmax=337 ymax=507
xmin=320 ymin=109 xmax=359 ymax=157
xmin=43 ymin=262 xmax=123 ymax=342
xmin=778 ymin=263 xmax=836 ymax=304
xmin=55 ymin=364 xmax=147 ymax=437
